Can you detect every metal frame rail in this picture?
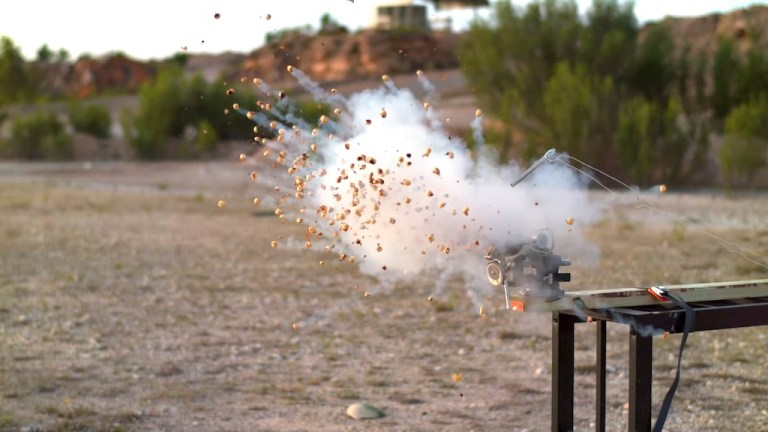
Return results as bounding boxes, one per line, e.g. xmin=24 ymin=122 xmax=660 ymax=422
xmin=551 ymin=296 xmax=768 ymax=432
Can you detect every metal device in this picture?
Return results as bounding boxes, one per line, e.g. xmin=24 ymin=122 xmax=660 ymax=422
xmin=487 ymin=148 xmax=571 ymax=308
xmin=510 ymin=148 xmax=558 ymax=187
xmin=485 ymin=229 xmax=571 ymax=308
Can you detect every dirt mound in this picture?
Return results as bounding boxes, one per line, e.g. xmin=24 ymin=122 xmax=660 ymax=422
xmin=235 ymin=29 xmax=460 ymax=85
xmin=643 ymin=4 xmax=768 ymax=54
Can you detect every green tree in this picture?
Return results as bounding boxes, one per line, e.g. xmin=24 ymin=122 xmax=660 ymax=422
xmin=121 ymin=66 xmax=186 ymax=159
xmin=0 ymin=36 xmax=36 ymax=104
xmin=628 ymin=23 xmax=676 ymax=103
xmin=68 ymin=102 xmax=111 ymax=138
xmin=540 ymin=62 xmax=616 ymax=162
xmin=616 ymin=95 xmax=709 ymax=186
xmin=195 ymin=119 xmax=219 ymax=154
xmin=56 ymin=48 xmax=70 ymax=63
xmin=121 ymin=65 xmax=264 ymax=159
xmin=582 ymin=0 xmax=637 ymax=79
xmin=615 ymin=97 xmax=657 ymax=185
xmin=733 ymin=46 xmax=768 ymax=107
xmin=36 ymin=44 xmax=53 ymax=62
xmin=7 ymin=111 xmax=72 ymax=160
xmin=712 ymin=38 xmax=739 ymax=121
xmin=459 ymin=0 xmax=585 ymax=158
xmin=692 ymin=50 xmax=708 ymax=111
xmin=721 ymin=97 xmax=768 ymax=186
xmin=459 ymin=0 xmax=641 ymax=164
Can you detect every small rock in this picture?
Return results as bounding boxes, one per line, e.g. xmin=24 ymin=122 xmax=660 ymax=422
xmin=346 ymin=402 xmax=384 ymax=420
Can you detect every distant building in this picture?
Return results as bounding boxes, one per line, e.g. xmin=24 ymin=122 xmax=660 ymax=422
xmin=372 ymin=0 xmax=489 ymax=32
xmin=376 ymin=3 xmax=430 ymax=31
xmin=431 ymin=0 xmax=489 ymax=9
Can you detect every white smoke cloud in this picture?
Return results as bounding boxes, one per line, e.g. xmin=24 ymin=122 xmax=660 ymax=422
xmin=251 ymin=71 xmax=602 ymax=299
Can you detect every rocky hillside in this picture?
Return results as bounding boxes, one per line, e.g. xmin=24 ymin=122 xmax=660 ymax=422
xmin=647 ymin=5 xmax=768 ymax=54
xmin=641 ymin=5 xmax=768 ymax=53
xmin=31 ymin=5 xmax=768 ymax=98
xmin=234 ymin=29 xmax=460 ymax=85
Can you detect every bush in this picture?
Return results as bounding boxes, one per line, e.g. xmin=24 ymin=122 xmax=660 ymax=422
xmin=68 ymin=102 xmax=111 ymax=138
xmin=195 ymin=119 xmax=219 ymax=154
xmin=121 ymin=66 xmax=263 ymax=159
xmin=721 ymin=97 xmax=768 ymax=186
xmin=6 ymin=111 xmax=71 ymax=159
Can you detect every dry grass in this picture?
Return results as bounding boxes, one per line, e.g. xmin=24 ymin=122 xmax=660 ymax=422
xmin=1 ymin=162 xmax=767 ymax=431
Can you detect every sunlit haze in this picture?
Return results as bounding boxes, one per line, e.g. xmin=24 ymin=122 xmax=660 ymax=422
xmin=1 ymin=0 xmax=761 ymax=60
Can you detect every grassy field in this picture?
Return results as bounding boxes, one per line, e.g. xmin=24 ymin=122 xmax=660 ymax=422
xmin=1 ymin=162 xmax=767 ymax=431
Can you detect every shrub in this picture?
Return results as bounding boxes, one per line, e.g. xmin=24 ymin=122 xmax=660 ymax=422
xmin=7 ymin=111 xmax=72 ymax=159
xmin=195 ymin=119 xmax=219 ymax=154
xmin=68 ymin=102 xmax=111 ymax=138
xmin=721 ymin=97 xmax=768 ymax=186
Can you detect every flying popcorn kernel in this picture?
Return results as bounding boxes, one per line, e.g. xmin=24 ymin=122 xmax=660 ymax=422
xmin=380 ymin=108 xmax=387 ymax=118
xmin=270 ymin=240 xmax=278 ymax=248
xmin=432 ymin=167 xmax=440 ymax=176
xmin=253 ymin=197 xmax=261 ymax=205
xmin=381 ymin=74 xmax=391 ymax=82
xmin=475 ymin=109 xmax=483 ymax=117
xmin=319 ymin=115 xmax=329 ymax=124
xmin=239 ymin=153 xmax=247 ymax=161
xmin=232 ymin=103 xmax=240 ymax=110
xmin=226 ymin=88 xmax=234 ymax=95
xmin=286 ymin=65 xmax=293 ymax=72
xmin=659 ymin=184 xmax=667 ymax=193
xmin=217 ymin=200 xmax=226 ymax=208
xmin=462 ymin=207 xmax=470 ymax=216
xmin=566 ymin=217 xmax=574 ymax=225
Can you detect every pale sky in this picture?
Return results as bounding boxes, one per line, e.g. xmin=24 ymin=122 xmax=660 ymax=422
xmin=1 ymin=0 xmax=762 ymax=61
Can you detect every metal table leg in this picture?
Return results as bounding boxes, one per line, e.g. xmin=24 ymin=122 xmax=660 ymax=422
xmin=553 ymin=312 xmax=576 ymax=432
xmin=596 ymin=320 xmax=607 ymax=432
xmin=629 ymin=328 xmax=653 ymax=432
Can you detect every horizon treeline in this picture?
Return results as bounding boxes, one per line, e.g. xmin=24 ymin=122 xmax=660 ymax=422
xmin=2 ymin=1 xmax=768 ymax=187
xmin=460 ymin=0 xmax=768 ymax=187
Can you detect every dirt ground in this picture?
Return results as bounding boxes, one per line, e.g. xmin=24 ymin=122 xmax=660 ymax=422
xmin=1 ymin=161 xmax=767 ymax=432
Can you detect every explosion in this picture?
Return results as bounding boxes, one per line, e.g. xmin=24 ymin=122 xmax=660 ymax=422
xmin=242 ymin=68 xmax=601 ymax=298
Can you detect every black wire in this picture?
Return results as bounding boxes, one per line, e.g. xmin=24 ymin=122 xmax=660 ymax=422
xmin=652 ymin=291 xmax=696 ymax=432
